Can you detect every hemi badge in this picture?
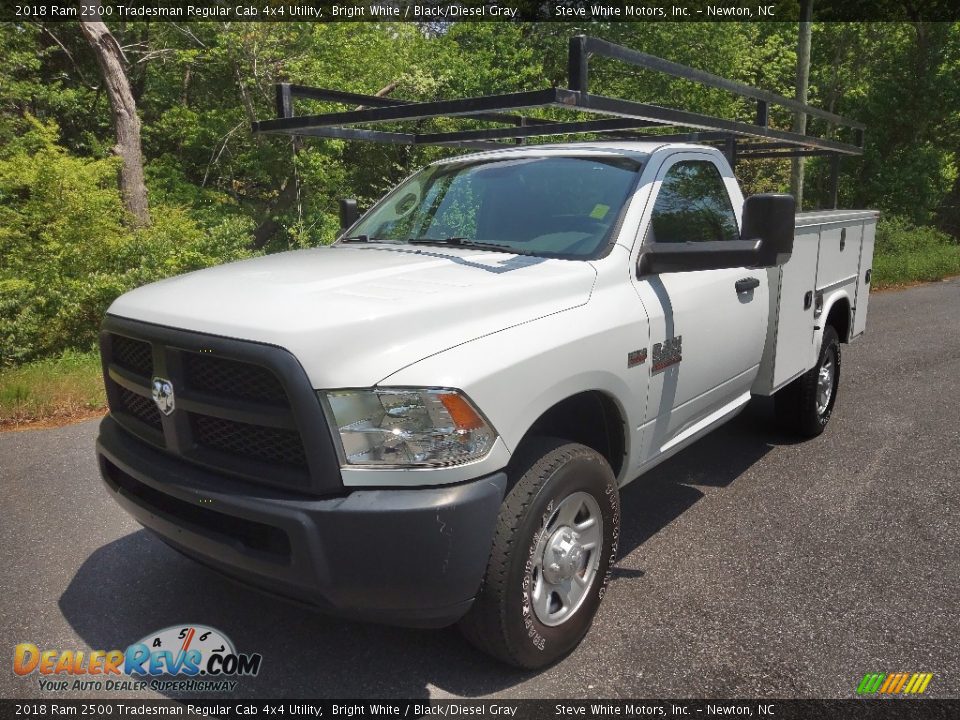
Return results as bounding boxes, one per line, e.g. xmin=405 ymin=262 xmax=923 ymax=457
xmin=627 ymin=349 xmax=648 ymax=368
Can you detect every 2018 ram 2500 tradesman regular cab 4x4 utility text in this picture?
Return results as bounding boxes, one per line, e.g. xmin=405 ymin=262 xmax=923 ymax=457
xmin=96 ymin=141 xmax=876 ymax=668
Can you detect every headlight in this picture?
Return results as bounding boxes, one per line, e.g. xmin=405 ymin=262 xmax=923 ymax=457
xmin=321 ymin=388 xmax=496 ymax=467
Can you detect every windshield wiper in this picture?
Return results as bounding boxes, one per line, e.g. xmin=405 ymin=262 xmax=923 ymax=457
xmin=406 ymin=237 xmax=535 ymax=256
xmin=340 ymin=234 xmax=383 ymax=243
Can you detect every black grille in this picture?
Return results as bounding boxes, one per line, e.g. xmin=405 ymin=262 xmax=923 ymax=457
xmin=184 ymin=353 xmax=286 ymax=404
xmin=112 ymin=335 xmax=153 ymax=377
xmin=100 ymin=317 xmax=341 ymax=495
xmin=117 ymin=387 xmax=162 ymax=430
xmin=192 ymin=414 xmax=307 ymax=468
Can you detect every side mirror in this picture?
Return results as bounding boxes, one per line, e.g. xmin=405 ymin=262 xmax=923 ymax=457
xmin=638 ymin=239 xmax=763 ymax=275
xmin=637 ymin=193 xmax=797 ymax=276
xmin=339 ymin=198 xmax=359 ymax=231
xmin=741 ymin=193 xmax=795 ymax=267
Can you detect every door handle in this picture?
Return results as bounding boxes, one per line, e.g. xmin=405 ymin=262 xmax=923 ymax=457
xmin=735 ymin=277 xmax=760 ymax=294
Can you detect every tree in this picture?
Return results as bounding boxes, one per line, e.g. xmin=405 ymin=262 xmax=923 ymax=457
xmin=79 ymin=7 xmax=150 ymax=226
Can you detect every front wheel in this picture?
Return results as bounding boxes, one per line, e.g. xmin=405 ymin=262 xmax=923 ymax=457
xmin=775 ymin=325 xmax=841 ymax=437
xmin=458 ymin=438 xmax=620 ymax=669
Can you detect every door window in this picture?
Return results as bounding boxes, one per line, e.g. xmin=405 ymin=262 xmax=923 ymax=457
xmin=647 ymin=161 xmax=739 ymax=243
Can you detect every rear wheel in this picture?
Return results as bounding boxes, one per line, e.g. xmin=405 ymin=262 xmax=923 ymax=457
xmin=458 ymin=438 xmax=620 ymax=669
xmin=775 ymin=325 xmax=841 ymax=437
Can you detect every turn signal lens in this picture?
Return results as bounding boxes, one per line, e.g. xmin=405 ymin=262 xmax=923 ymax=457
xmin=321 ymin=388 xmax=496 ymax=467
xmin=439 ymin=392 xmax=485 ymax=430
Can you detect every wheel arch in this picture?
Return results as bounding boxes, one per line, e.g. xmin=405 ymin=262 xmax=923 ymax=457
xmin=512 ymin=389 xmax=628 ymax=482
xmin=816 ymin=290 xmax=852 ymax=351
xmin=824 ymin=293 xmax=852 ymax=343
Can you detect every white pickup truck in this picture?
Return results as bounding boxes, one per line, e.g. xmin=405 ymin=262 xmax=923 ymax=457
xmin=96 ymin=141 xmax=877 ymax=668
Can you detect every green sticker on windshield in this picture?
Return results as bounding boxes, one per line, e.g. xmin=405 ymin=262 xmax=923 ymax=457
xmin=589 ymin=204 xmax=610 ymax=220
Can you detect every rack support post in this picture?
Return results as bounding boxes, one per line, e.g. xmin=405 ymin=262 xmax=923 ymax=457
xmin=568 ymin=35 xmax=589 ymax=94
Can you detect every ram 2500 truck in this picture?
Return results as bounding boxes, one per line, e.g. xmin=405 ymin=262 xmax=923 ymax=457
xmin=96 ymin=142 xmax=877 ymax=668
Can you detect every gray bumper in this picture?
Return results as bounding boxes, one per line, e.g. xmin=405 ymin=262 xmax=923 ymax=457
xmin=96 ymin=416 xmax=506 ymax=627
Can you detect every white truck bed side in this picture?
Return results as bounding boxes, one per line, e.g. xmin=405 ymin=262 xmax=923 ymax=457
xmin=754 ymin=210 xmax=879 ymax=396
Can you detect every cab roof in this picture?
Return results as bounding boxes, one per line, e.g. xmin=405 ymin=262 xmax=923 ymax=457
xmin=430 ymin=141 xmax=719 ymax=165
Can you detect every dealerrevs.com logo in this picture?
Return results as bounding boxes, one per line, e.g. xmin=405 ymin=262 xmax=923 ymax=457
xmin=13 ymin=624 xmax=262 ymax=693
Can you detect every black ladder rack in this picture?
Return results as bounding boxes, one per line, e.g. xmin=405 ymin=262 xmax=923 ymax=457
xmin=252 ymin=35 xmax=864 ymax=203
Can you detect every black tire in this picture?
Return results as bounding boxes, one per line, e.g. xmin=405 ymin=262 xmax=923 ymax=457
xmin=458 ymin=438 xmax=620 ymax=669
xmin=775 ymin=325 xmax=841 ymax=437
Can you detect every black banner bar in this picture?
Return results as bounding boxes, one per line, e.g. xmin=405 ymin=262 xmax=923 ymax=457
xmin=4 ymin=0 xmax=960 ymax=23
xmin=1 ymin=699 xmax=958 ymax=719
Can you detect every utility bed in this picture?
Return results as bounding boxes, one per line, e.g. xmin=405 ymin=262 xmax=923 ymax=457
xmin=754 ymin=210 xmax=879 ymax=395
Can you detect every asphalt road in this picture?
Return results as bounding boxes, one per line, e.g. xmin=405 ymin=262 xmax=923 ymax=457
xmin=2 ymin=278 xmax=958 ymax=701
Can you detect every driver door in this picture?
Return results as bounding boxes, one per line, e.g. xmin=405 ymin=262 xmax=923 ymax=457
xmin=631 ymin=153 xmax=768 ymax=467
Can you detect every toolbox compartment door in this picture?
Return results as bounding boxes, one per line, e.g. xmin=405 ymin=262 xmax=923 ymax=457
xmin=817 ymin=222 xmax=863 ymax=291
xmin=852 ymin=220 xmax=876 ymax=338
xmin=753 ymin=226 xmax=820 ymax=395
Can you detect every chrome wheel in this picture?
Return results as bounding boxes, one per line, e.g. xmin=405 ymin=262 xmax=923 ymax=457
xmin=816 ymin=350 xmax=835 ymax=416
xmin=530 ymin=491 xmax=604 ymax=627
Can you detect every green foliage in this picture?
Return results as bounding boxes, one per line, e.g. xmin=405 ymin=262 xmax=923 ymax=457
xmin=804 ymin=23 xmax=960 ymax=222
xmin=872 ymin=215 xmax=960 ymax=287
xmin=0 ymin=119 xmax=253 ymax=365
xmin=1 ymin=20 xmax=959 ymax=369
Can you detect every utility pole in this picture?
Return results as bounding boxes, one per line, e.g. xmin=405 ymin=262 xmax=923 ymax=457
xmin=791 ymin=0 xmax=813 ymax=211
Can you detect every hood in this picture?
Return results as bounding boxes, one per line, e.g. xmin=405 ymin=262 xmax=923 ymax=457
xmin=108 ymin=244 xmax=597 ymax=388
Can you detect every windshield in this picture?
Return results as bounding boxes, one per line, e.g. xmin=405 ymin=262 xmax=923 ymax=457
xmin=345 ymin=155 xmax=642 ymax=259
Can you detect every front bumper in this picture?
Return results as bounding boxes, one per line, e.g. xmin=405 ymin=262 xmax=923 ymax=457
xmin=96 ymin=416 xmax=506 ymax=627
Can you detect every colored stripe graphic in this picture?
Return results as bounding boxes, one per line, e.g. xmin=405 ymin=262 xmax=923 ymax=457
xmin=857 ymin=672 xmax=933 ymax=695
xmin=857 ymin=673 xmax=885 ymax=693
xmin=879 ymin=674 xmax=896 ymax=693
xmin=891 ymin=673 xmax=909 ymax=693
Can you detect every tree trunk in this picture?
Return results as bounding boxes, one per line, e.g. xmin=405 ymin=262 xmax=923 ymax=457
xmin=250 ymin=177 xmax=300 ymax=251
xmin=790 ymin=0 xmax=813 ymax=211
xmin=80 ymin=9 xmax=150 ymax=227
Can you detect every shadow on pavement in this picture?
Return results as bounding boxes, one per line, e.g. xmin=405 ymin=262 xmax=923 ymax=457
xmin=60 ymin=398 xmax=788 ymax=698
xmin=59 ymin=529 xmax=534 ymax=698
xmin=614 ymin=396 xmax=791 ymax=561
